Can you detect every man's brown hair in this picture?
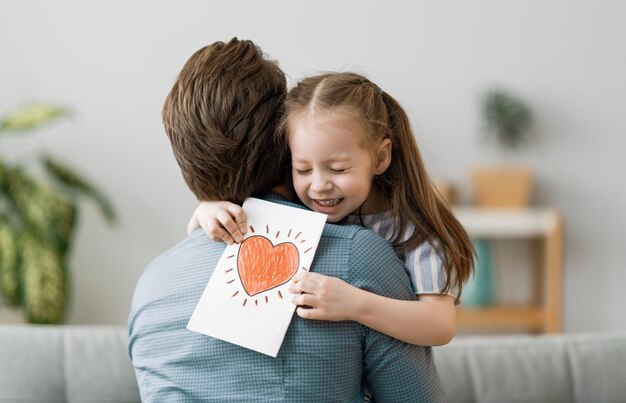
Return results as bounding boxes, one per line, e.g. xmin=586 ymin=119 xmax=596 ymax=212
xmin=163 ymin=38 xmax=288 ymax=203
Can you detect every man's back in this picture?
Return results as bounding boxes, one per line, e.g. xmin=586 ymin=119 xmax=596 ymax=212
xmin=128 ymin=196 xmax=444 ymax=402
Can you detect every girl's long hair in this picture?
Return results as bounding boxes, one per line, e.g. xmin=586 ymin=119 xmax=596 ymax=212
xmin=280 ymin=72 xmax=474 ymax=300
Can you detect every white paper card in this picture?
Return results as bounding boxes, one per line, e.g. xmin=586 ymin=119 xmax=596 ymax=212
xmin=187 ymin=197 xmax=327 ymax=357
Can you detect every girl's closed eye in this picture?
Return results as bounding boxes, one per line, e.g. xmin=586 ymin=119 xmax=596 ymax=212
xmin=294 ymin=168 xmax=312 ymax=175
xmin=330 ymin=167 xmax=347 ymax=174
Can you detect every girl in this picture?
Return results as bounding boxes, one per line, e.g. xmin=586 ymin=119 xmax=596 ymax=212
xmin=188 ymin=72 xmax=474 ymax=346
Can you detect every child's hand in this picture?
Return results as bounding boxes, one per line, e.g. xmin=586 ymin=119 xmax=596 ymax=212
xmin=289 ymin=272 xmax=361 ymax=321
xmin=186 ymin=201 xmax=248 ymax=244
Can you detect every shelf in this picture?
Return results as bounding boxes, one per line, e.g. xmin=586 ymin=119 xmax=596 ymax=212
xmin=452 ymin=207 xmax=563 ymax=333
xmin=453 ymin=207 xmax=560 ymax=238
xmin=457 ymin=306 xmax=543 ymax=331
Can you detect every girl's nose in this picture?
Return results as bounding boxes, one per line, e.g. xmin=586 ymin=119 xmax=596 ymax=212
xmin=310 ymin=172 xmax=332 ymax=193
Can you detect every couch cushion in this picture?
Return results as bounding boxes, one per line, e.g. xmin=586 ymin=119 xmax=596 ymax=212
xmin=0 ymin=325 xmax=66 ymax=400
xmin=0 ymin=325 xmax=140 ymax=403
xmin=434 ymin=332 xmax=626 ymax=403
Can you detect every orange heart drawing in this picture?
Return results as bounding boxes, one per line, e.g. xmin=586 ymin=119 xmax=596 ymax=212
xmin=237 ymin=235 xmax=300 ymax=297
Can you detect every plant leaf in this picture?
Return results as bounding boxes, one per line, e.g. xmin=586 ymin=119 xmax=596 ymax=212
xmin=5 ymin=167 xmax=77 ymax=254
xmin=20 ymin=230 xmax=66 ymax=324
xmin=0 ymin=215 xmax=21 ymax=306
xmin=42 ymin=155 xmax=117 ymax=224
xmin=0 ymin=103 xmax=69 ymax=133
xmin=0 ymin=159 xmax=6 ymax=190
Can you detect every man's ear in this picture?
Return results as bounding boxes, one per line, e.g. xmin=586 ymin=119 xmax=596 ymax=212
xmin=374 ymin=138 xmax=392 ymax=175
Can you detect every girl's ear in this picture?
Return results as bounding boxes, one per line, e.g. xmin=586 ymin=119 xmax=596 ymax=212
xmin=374 ymin=138 xmax=392 ymax=175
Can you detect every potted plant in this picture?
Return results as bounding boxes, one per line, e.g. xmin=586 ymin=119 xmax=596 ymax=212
xmin=0 ymin=103 xmax=116 ymax=324
xmin=471 ymin=88 xmax=534 ymax=208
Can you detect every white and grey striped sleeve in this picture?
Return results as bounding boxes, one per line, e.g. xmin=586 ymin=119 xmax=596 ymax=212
xmin=405 ymin=241 xmax=456 ymax=298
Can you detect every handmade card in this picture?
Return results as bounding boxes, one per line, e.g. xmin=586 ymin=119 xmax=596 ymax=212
xmin=187 ymin=197 xmax=327 ymax=357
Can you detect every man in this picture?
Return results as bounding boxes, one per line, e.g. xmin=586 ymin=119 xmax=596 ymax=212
xmin=128 ymin=38 xmax=445 ymax=402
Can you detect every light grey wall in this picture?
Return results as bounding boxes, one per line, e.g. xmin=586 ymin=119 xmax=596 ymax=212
xmin=1 ymin=1 xmax=624 ymax=331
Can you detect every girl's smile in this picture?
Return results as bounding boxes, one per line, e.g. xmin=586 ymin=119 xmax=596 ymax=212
xmin=312 ymin=198 xmax=344 ymax=214
xmin=313 ymin=198 xmax=342 ymax=207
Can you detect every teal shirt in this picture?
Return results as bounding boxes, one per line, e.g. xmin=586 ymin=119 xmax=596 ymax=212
xmin=128 ymin=195 xmax=445 ymax=402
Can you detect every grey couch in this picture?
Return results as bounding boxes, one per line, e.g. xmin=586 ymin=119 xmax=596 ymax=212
xmin=0 ymin=325 xmax=624 ymax=402
xmin=0 ymin=325 xmax=140 ymax=403
xmin=435 ymin=332 xmax=626 ymax=403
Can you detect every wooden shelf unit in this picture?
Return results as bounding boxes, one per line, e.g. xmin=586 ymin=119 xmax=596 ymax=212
xmin=453 ymin=208 xmax=563 ymax=333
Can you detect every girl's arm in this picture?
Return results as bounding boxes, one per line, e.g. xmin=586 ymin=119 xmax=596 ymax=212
xmin=187 ymin=201 xmax=248 ymax=244
xmin=290 ymin=271 xmax=455 ymax=346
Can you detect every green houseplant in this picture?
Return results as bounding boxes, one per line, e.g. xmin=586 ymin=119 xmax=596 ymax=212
xmin=471 ymin=88 xmax=534 ymax=208
xmin=0 ymin=103 xmax=116 ymax=323
xmin=482 ymin=89 xmax=532 ymax=150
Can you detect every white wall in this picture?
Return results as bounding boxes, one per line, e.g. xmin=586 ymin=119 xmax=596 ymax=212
xmin=1 ymin=0 xmax=624 ymax=331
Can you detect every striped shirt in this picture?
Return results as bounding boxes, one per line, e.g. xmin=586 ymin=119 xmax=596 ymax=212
xmin=345 ymin=211 xmax=458 ymax=300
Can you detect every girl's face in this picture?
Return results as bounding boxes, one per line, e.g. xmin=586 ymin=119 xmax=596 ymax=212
xmin=289 ymin=110 xmax=391 ymax=223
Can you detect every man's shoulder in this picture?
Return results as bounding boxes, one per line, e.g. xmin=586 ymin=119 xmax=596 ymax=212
xmin=131 ymin=231 xmax=225 ymax=312
xmin=142 ymin=230 xmax=219 ymax=275
xmin=342 ymin=229 xmax=415 ymax=301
